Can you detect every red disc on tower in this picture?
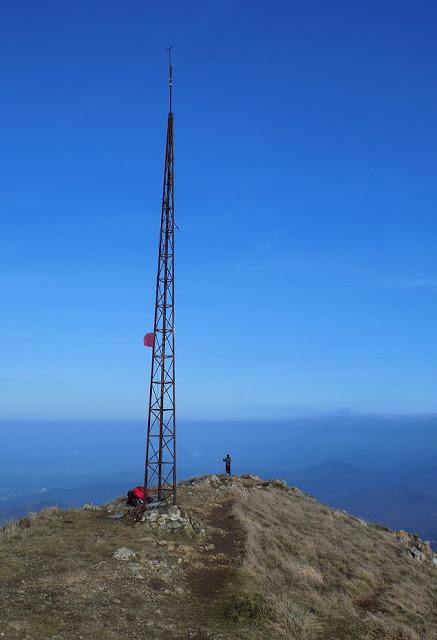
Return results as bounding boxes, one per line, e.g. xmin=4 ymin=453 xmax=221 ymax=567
xmin=143 ymin=333 xmax=155 ymax=348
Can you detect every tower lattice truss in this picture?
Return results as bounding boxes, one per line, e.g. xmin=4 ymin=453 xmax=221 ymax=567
xmin=144 ymin=104 xmax=176 ymax=504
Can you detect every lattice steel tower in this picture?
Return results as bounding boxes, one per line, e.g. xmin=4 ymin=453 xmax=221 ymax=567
xmin=144 ymin=50 xmax=176 ymax=504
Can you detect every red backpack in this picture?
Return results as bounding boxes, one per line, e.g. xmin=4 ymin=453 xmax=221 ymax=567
xmin=127 ymin=485 xmax=145 ymax=506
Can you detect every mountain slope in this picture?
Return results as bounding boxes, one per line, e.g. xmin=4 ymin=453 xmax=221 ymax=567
xmin=233 ymin=479 xmax=437 ymax=639
xmin=0 ymin=475 xmax=436 ymax=639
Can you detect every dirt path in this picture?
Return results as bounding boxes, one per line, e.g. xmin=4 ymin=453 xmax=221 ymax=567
xmin=188 ymin=500 xmax=243 ymax=601
xmin=184 ymin=498 xmax=245 ymax=638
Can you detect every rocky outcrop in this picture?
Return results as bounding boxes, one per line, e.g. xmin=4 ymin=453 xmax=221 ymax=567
xmin=394 ymin=529 xmax=437 ymax=565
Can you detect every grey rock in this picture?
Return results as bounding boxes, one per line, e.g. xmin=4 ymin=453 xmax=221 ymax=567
xmin=80 ymin=502 xmax=100 ymax=511
xmin=409 ymin=546 xmax=426 ymax=562
xmin=289 ymin=486 xmax=305 ymax=497
xmin=168 ymin=505 xmax=181 ymax=520
xmin=113 ymin=547 xmax=137 ymax=561
xmin=129 ymin=563 xmax=144 ymax=578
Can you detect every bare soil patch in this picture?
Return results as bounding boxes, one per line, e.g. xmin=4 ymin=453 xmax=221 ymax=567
xmin=188 ymin=500 xmax=243 ymax=602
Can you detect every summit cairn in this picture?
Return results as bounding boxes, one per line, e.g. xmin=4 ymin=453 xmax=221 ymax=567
xmin=135 ymin=504 xmax=201 ymax=537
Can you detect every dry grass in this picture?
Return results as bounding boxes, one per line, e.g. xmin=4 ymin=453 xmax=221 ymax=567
xmin=0 ymin=506 xmax=62 ymax=541
xmin=232 ymin=484 xmax=437 ymax=640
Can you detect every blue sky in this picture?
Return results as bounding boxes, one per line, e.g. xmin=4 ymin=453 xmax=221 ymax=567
xmin=1 ymin=1 xmax=437 ymax=420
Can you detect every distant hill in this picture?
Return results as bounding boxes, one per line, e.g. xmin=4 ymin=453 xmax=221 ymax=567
xmin=1 ymin=475 xmax=436 ymax=639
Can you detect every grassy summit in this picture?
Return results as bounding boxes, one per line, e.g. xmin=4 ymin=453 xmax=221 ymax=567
xmin=1 ymin=475 xmax=436 ymax=639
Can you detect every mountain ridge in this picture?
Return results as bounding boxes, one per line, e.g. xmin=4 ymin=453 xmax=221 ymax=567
xmin=1 ymin=474 xmax=437 ymax=639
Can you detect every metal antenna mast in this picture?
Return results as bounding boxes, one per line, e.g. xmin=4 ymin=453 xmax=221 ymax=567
xmin=144 ymin=48 xmax=176 ymax=505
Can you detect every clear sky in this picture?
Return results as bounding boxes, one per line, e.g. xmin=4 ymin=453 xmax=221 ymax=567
xmin=1 ymin=1 xmax=437 ymax=420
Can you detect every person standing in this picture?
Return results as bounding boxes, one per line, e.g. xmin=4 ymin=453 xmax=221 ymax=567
xmin=223 ymin=453 xmax=231 ymax=476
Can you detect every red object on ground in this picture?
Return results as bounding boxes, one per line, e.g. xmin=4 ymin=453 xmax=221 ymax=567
xmin=143 ymin=332 xmax=155 ymax=347
xmin=132 ymin=486 xmax=145 ymax=501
